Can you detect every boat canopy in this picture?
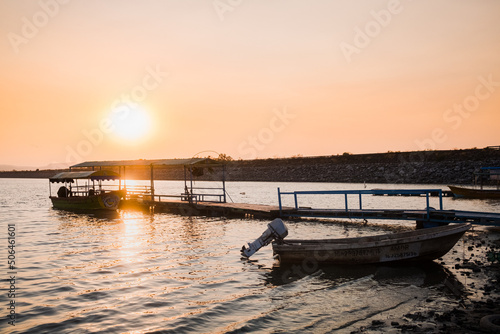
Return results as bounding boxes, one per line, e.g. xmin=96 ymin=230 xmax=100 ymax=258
xmin=477 ymin=167 xmax=500 ymax=181
xmin=49 ymin=170 xmax=120 ymax=183
xmin=479 ymin=167 xmax=500 ymax=171
xmin=70 ymin=158 xmax=212 ymax=168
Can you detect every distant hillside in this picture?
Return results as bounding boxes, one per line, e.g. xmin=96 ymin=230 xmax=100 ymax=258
xmin=0 ymin=162 xmax=70 ymax=172
xmin=0 ymin=164 xmax=35 ymax=171
xmin=0 ymin=169 xmax=67 ymax=179
xmin=1 ymin=148 xmax=499 ymax=184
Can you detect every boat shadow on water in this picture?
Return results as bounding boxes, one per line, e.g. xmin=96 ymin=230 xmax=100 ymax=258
xmin=51 ymin=207 xmax=122 ymax=221
xmin=264 ymin=261 xmax=466 ymax=296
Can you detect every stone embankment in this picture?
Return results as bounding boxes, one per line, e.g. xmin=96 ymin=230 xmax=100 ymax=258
xmin=225 ymin=148 xmax=500 ymax=184
xmin=1 ymin=148 xmax=499 ymax=185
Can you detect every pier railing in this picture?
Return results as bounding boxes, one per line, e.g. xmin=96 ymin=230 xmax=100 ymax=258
xmin=69 ymin=184 xmax=121 ymax=197
xmin=124 ymin=185 xmax=152 ymax=198
xmin=277 ymin=188 xmax=444 ymax=220
xmin=188 ymin=186 xmax=226 ymax=203
xmin=151 ymin=186 xmax=226 ymax=204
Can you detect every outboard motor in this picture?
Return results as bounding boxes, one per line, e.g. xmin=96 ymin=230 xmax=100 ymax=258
xmin=241 ymin=218 xmax=288 ymax=258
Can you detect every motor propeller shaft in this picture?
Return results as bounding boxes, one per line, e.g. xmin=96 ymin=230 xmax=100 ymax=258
xmin=241 ymin=218 xmax=288 ymax=258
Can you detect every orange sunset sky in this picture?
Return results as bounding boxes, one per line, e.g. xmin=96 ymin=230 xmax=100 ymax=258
xmin=1 ymin=0 xmax=499 ymax=168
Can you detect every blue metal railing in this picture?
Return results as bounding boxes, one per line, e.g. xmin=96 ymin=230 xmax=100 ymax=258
xmin=277 ymin=188 xmax=444 ymax=220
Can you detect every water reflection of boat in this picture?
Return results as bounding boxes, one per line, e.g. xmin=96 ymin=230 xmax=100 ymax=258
xmin=449 ymin=167 xmax=500 ymax=199
xmin=266 ymin=261 xmax=461 ymax=292
xmin=241 ymin=219 xmax=470 ymax=265
xmin=49 ymin=170 xmax=123 ymax=211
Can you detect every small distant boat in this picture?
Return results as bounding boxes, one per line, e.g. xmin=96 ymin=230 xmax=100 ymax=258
xmin=49 ymin=170 xmax=124 ymax=211
xmin=449 ymin=167 xmax=500 ymax=199
xmin=241 ymin=219 xmax=471 ymax=265
xmin=448 ymin=185 xmax=500 ymax=199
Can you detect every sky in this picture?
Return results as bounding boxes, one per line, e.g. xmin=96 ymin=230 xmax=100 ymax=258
xmin=1 ymin=0 xmax=499 ymax=167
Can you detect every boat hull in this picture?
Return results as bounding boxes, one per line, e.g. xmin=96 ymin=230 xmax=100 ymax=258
xmin=272 ymin=223 xmax=471 ymax=264
xmin=50 ymin=192 xmax=121 ymax=211
xmin=448 ymin=185 xmax=500 ymax=199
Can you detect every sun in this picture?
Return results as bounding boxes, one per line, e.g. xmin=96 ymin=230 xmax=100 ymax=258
xmin=109 ymin=105 xmax=152 ymax=141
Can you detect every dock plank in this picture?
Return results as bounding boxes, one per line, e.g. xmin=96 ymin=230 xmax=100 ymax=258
xmin=123 ymin=198 xmax=500 ymax=226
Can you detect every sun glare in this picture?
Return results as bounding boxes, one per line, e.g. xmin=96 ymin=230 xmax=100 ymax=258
xmin=109 ymin=105 xmax=152 ymax=141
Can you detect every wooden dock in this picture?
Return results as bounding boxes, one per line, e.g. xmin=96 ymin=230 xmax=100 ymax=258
xmin=276 ymin=188 xmax=500 ymax=226
xmin=117 ymin=184 xmax=500 ymax=227
xmin=122 ymin=198 xmax=287 ymax=219
xmin=279 ymin=208 xmax=500 ymax=227
xmin=373 ymin=190 xmax=455 ymax=197
xmin=120 ymin=198 xmax=500 ymax=227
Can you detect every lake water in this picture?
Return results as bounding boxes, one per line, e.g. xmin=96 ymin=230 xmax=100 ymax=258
xmin=1 ymin=178 xmax=500 ymax=333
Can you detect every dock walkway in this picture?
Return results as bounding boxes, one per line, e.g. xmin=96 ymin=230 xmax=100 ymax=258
xmin=120 ymin=187 xmax=500 ymax=226
xmin=277 ymin=188 xmax=500 ymax=226
xmin=128 ymin=199 xmax=286 ymax=219
xmin=121 ymin=197 xmax=500 ymax=227
xmin=279 ymin=208 xmax=500 ymax=227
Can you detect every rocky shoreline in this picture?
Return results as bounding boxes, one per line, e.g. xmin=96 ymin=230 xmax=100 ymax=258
xmin=1 ymin=148 xmax=500 ymax=185
xmin=350 ymin=226 xmax=500 ymax=333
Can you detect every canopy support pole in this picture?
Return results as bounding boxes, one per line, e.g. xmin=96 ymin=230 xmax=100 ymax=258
xmin=150 ymin=164 xmax=155 ymax=201
xmin=222 ymin=164 xmax=226 ymax=203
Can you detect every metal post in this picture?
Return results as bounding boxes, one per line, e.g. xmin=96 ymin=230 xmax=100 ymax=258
xmin=123 ymin=166 xmax=126 ymax=196
xmin=190 ymin=166 xmax=193 ymax=202
xmin=184 ymin=165 xmax=187 ymax=193
xmin=359 ymin=192 xmax=362 ymax=210
xmin=222 ymin=164 xmax=226 ymax=203
xmin=150 ymin=164 xmax=155 ymax=201
xmin=277 ymin=187 xmax=282 ymax=217
xmin=294 ymin=193 xmax=298 ymax=209
xmin=439 ymin=190 xmax=443 ymax=210
xmin=345 ymin=193 xmax=348 ymax=212
xmin=426 ymin=193 xmax=430 ymax=220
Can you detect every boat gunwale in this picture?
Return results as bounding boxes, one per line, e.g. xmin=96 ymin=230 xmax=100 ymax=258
xmin=273 ymin=223 xmax=471 ymax=251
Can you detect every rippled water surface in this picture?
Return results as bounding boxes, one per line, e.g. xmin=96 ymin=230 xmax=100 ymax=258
xmin=1 ymin=179 xmax=499 ymax=333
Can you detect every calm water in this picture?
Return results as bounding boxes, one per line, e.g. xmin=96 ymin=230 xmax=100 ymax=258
xmin=1 ymin=178 xmax=500 ymax=333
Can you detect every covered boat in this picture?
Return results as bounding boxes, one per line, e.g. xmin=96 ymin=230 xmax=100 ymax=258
xmin=49 ymin=170 xmax=124 ymax=211
xmin=449 ymin=167 xmax=500 ymax=199
xmin=241 ymin=219 xmax=471 ymax=265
